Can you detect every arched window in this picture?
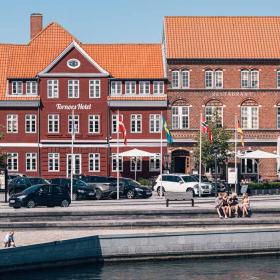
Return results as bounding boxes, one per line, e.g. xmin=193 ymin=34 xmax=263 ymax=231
xmin=204 ymin=99 xmax=223 ymax=127
xmin=240 ymin=99 xmax=259 ymax=129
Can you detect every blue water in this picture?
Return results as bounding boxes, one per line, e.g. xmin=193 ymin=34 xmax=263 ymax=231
xmin=2 ymin=256 xmax=280 ymax=280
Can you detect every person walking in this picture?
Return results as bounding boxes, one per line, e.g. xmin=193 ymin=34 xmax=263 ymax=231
xmin=3 ymin=231 xmax=16 ymax=248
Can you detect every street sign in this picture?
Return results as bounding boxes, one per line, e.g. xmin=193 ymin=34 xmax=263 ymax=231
xmin=228 ymin=168 xmax=237 ymax=184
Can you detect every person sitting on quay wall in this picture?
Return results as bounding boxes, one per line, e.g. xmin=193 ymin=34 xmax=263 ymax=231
xmin=228 ymin=192 xmax=240 ymax=218
xmin=222 ymin=193 xmax=230 ymax=219
xmin=3 ymin=231 xmax=16 ymax=248
xmin=214 ymin=192 xmax=224 ymax=219
xmin=242 ymin=193 xmax=251 ymax=217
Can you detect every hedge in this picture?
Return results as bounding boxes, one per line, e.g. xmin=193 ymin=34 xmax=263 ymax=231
xmin=248 ymin=182 xmax=280 ymax=190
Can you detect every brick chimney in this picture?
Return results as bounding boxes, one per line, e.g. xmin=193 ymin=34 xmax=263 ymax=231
xmin=30 ymin=13 xmax=43 ymax=40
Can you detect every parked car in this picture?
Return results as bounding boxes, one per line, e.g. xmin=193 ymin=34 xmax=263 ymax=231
xmin=9 ymin=184 xmax=71 ymax=209
xmin=7 ymin=173 xmax=26 ymax=184
xmin=154 ymin=174 xmax=212 ymax=196
xmin=49 ymin=178 xmax=96 ymax=200
xmin=109 ymin=177 xmax=153 ymax=199
xmin=8 ymin=177 xmax=50 ymax=195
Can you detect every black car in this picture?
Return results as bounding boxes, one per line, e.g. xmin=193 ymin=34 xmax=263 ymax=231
xmin=9 ymin=184 xmax=71 ymax=209
xmin=8 ymin=177 xmax=50 ymax=195
xmin=49 ymin=178 xmax=96 ymax=200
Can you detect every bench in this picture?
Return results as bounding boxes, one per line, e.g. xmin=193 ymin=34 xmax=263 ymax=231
xmin=165 ymin=191 xmax=194 ymax=207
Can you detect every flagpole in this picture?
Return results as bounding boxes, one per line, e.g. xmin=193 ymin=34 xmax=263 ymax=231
xmin=117 ymin=110 xmax=120 ymax=200
xmin=234 ymin=115 xmax=237 ymax=193
xmin=160 ymin=111 xmax=163 ymax=197
xmin=199 ymin=113 xmax=202 ymax=197
xmin=70 ymin=109 xmax=74 ymax=201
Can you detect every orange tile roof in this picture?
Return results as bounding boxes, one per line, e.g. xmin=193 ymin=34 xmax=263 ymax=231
xmin=164 ymin=16 xmax=280 ymax=59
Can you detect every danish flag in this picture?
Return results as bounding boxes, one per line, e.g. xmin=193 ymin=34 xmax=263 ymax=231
xmin=201 ymin=116 xmax=213 ymax=143
xmin=118 ymin=114 xmax=127 ymax=145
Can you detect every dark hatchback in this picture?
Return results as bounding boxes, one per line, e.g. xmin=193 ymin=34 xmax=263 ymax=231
xmin=49 ymin=178 xmax=96 ymax=200
xmin=9 ymin=184 xmax=71 ymax=209
xmin=8 ymin=177 xmax=50 ymax=195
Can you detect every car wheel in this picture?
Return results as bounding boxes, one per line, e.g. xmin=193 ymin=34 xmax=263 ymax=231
xmin=186 ymin=188 xmax=195 ymax=197
xmin=157 ymin=186 xmax=165 ymax=196
xmin=61 ymin=199 xmax=70 ymax=207
xmin=26 ymin=200 xmax=35 ymax=208
xmin=126 ymin=190 xmax=135 ymax=199
xmin=73 ymin=193 xmax=78 ymax=201
xmin=95 ymin=189 xmax=103 ymax=200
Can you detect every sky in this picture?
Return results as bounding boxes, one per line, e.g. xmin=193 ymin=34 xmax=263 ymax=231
xmin=1 ymin=0 xmax=280 ymax=44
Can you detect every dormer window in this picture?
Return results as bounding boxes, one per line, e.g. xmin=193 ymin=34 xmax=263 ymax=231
xmin=67 ymin=59 xmax=80 ymax=69
xmin=26 ymin=81 xmax=37 ymax=95
xmin=12 ymin=81 xmax=23 ymax=95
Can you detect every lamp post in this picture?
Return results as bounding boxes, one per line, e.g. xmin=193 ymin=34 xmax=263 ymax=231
xmin=213 ymin=146 xmax=219 ymax=197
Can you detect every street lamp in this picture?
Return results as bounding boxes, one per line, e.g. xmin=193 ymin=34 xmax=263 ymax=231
xmin=213 ymin=146 xmax=219 ymax=197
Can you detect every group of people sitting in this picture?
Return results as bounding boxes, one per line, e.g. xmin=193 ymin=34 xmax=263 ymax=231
xmin=215 ymin=192 xmax=250 ymax=219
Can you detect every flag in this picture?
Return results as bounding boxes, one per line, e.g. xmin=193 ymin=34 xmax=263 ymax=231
xmin=201 ymin=116 xmax=213 ymax=143
xmin=237 ymin=120 xmax=244 ymax=147
xmin=118 ymin=114 xmax=127 ymax=145
xmin=162 ymin=116 xmax=173 ymax=144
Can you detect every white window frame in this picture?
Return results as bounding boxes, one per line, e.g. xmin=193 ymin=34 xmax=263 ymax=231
xmin=130 ymin=157 xmax=142 ymax=172
xmin=205 ymin=70 xmax=214 ymax=88
xmin=149 ymin=114 xmax=161 ymax=133
xmin=205 ymin=106 xmax=223 ymax=127
xmin=214 ymin=70 xmax=223 ymax=89
xmin=171 ymin=71 xmax=180 ymax=89
xmin=125 ymin=81 xmax=136 ymax=95
xmin=25 ymin=114 xmax=37 ymax=134
xmin=131 ymin=114 xmax=142 ymax=133
xmin=68 ymin=80 xmax=79 ymax=98
xmin=26 ymin=153 xmax=37 ymax=172
xmin=12 ymin=81 xmax=23 ymax=95
xmin=48 ymin=114 xmax=59 ymax=134
xmin=241 ymin=70 xmax=259 ymax=88
xmin=89 ymin=80 xmax=101 ymax=98
xmin=48 ymin=153 xmax=60 ymax=172
xmin=171 ymin=106 xmax=189 ymax=129
xmin=7 ymin=153 xmax=18 ymax=172
xmin=7 ymin=114 xmax=18 ymax=133
xmin=111 ymin=114 xmax=118 ymax=134
xmin=149 ymin=153 xmax=160 ymax=172
xmin=26 ymin=81 xmax=37 ymax=95
xmin=153 ymin=81 xmax=164 ymax=94
xmin=112 ymin=153 xmax=123 ymax=172
xmin=251 ymin=70 xmax=259 ymax=88
xmin=111 ymin=81 xmax=122 ymax=95
xmin=47 ymin=80 xmax=59 ymax=98
xmin=277 ymin=71 xmax=280 ymax=89
xmin=241 ymin=106 xmax=259 ymax=129
xmin=66 ymin=154 xmax=82 ymax=177
xmin=277 ymin=107 xmax=280 ymax=129
xmin=88 ymin=153 xmax=100 ymax=172
xmin=88 ymin=115 xmax=100 ymax=134
xmin=68 ymin=115 xmax=79 ymax=134
xmin=181 ymin=70 xmax=190 ymax=89
xmin=139 ymin=81 xmax=150 ymax=95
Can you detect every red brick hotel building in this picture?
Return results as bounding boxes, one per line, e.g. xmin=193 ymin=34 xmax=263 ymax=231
xmin=1 ymin=14 xmax=280 ymax=180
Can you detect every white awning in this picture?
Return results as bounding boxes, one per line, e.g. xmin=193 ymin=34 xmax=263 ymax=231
xmin=119 ymin=148 xmax=156 ymax=157
xmin=237 ymin=150 xmax=280 ymax=159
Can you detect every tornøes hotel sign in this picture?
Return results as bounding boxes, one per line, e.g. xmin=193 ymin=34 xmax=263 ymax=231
xmin=56 ymin=104 xmax=92 ymax=110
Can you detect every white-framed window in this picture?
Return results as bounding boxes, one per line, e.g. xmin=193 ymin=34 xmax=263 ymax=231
xmin=171 ymin=71 xmax=179 ymax=88
xmin=153 ymin=81 xmax=164 ymax=94
xmin=26 ymin=81 xmax=37 ymax=95
xmin=139 ymin=81 xmax=150 ymax=94
xmin=26 ymin=153 xmax=37 ymax=171
xmin=12 ymin=81 xmax=23 ymax=95
xmin=171 ymin=106 xmax=189 ymax=129
xmin=205 ymin=106 xmax=223 ymax=127
xmin=215 ymin=70 xmax=223 ymax=88
xmin=277 ymin=107 xmax=280 ymax=129
xmin=205 ymin=70 xmax=214 ymax=88
xmin=67 ymin=154 xmax=81 ymax=177
xmin=48 ymin=153 xmax=60 ymax=172
xmin=149 ymin=114 xmax=161 ymax=133
xmin=47 ymin=80 xmax=59 ymax=98
xmin=181 ymin=70 xmax=190 ymax=89
xmin=25 ymin=114 xmax=37 ymax=133
xmin=89 ymin=80 xmax=100 ymax=98
xmin=111 ymin=114 xmax=118 ymax=134
xmin=89 ymin=153 xmax=100 ymax=172
xmin=88 ymin=115 xmax=100 ymax=134
xmin=111 ymin=81 xmax=122 ymax=95
xmin=241 ymin=106 xmax=259 ymax=129
xmin=67 ymin=59 xmax=80 ymax=69
xmin=241 ymin=70 xmax=259 ymax=88
xmin=130 ymin=157 xmax=142 ymax=172
xmin=131 ymin=114 xmax=142 ymax=133
xmin=7 ymin=114 xmax=18 ymax=133
xmin=68 ymin=80 xmax=79 ymax=98
xmin=205 ymin=70 xmax=223 ymax=89
xmin=149 ymin=153 xmax=160 ymax=172
xmin=7 ymin=153 xmax=18 ymax=171
xmin=277 ymin=71 xmax=280 ymax=88
xmin=68 ymin=115 xmax=79 ymax=134
xmin=48 ymin=114 xmax=59 ymax=134
xmin=112 ymin=153 xmax=123 ymax=172
xmin=125 ymin=81 xmax=136 ymax=94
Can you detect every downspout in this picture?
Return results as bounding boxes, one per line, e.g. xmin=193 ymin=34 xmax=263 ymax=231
xmin=107 ymin=79 xmax=112 ymax=177
xmin=37 ymin=78 xmax=41 ymax=177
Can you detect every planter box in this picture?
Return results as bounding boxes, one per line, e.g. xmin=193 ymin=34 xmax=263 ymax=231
xmin=251 ymin=188 xmax=280 ymax=196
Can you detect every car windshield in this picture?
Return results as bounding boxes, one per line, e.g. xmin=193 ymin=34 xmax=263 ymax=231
xmin=29 ymin=178 xmax=48 ymax=185
xmin=190 ymin=175 xmax=209 ymax=182
xmin=74 ymin=179 xmax=87 ymax=187
xmin=125 ymin=179 xmax=141 ymax=188
xmin=22 ymin=185 xmax=41 ymax=194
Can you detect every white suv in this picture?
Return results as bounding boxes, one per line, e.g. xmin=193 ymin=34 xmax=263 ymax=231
xmin=154 ymin=174 xmax=212 ymax=196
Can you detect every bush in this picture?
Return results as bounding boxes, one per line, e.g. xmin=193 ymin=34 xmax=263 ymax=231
xmin=248 ymin=182 xmax=280 ymax=190
xmin=137 ymin=177 xmax=151 ymax=186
